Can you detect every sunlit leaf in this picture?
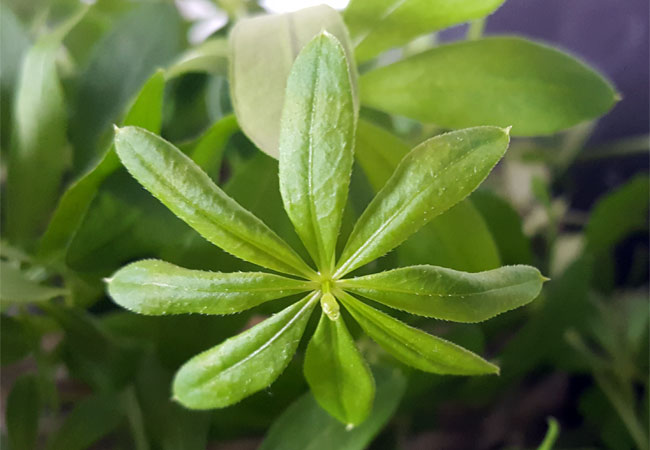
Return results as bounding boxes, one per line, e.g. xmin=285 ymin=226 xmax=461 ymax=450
xmin=230 ymin=5 xmax=356 ymax=158
xmin=336 ymin=127 xmax=509 ymax=277
xmin=279 ymin=32 xmax=355 ymax=270
xmin=360 ymin=37 xmax=618 ymax=135
xmin=304 ymin=313 xmax=375 ymax=425
xmin=173 ymin=293 xmax=319 ymax=409
xmin=338 ymin=291 xmax=499 ymax=375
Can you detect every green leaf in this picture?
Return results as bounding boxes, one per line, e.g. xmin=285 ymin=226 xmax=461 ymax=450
xmin=189 ymin=114 xmax=239 ymax=171
xmin=113 ymin=126 xmax=314 ymax=278
xmin=107 ymin=259 xmax=311 ymax=315
xmin=336 ymin=127 xmax=510 ymax=277
xmin=338 ymin=291 xmax=499 ymax=375
xmin=6 ymin=375 xmax=40 ymax=450
xmin=360 ymin=37 xmax=618 ymax=136
xmin=39 ymin=71 xmax=166 ymax=261
xmin=398 ymin=199 xmax=501 ymax=272
xmin=340 ymin=264 xmax=544 ymax=322
xmin=304 ymin=313 xmax=375 ymax=425
xmin=344 ymin=0 xmax=505 ymax=62
xmin=70 ymin=3 xmax=181 ymax=170
xmin=173 ymin=293 xmax=319 ymax=409
xmin=5 ymin=7 xmax=86 ymax=243
xmin=166 ymin=38 xmax=229 ymax=79
xmin=0 ymin=261 xmax=67 ymax=305
xmin=537 ymin=418 xmax=560 ymax=450
xmin=230 ymin=5 xmax=357 ymax=158
xmin=354 ymin=119 xmax=409 ymax=192
xmin=279 ymin=32 xmax=355 ymax=271
xmin=47 ymin=393 xmax=123 ymax=450
xmin=260 ymin=365 xmax=406 ymax=450
xmin=1 ymin=315 xmax=34 ymax=365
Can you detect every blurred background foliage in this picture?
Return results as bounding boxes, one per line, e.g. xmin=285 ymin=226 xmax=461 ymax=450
xmin=0 ymin=0 xmax=648 ymax=449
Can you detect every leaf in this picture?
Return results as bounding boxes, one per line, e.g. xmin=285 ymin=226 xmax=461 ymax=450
xmin=5 ymin=7 xmax=86 ymax=243
xmin=173 ymin=293 xmax=319 ymax=409
xmin=70 ymin=2 xmax=181 ymax=170
xmin=47 ymin=393 xmax=123 ymax=450
xmin=354 ymin=119 xmax=409 ymax=192
xmin=398 ymin=200 xmax=501 ymax=272
xmin=360 ymin=37 xmax=618 ymax=136
xmin=230 ymin=5 xmax=357 ymax=158
xmin=6 ymin=375 xmax=40 ymax=450
xmin=39 ymin=71 xmax=166 ymax=261
xmin=113 ymin=126 xmax=314 ymax=278
xmin=166 ymin=38 xmax=229 ymax=79
xmin=304 ymin=313 xmax=375 ymax=425
xmin=537 ymin=418 xmax=560 ymax=450
xmin=0 ymin=261 xmax=67 ymax=305
xmin=338 ymin=291 xmax=499 ymax=375
xmin=1 ymin=315 xmax=34 ymax=365
xmin=189 ymin=114 xmax=239 ymax=171
xmin=585 ymin=175 xmax=649 ymax=255
xmin=340 ymin=264 xmax=545 ymax=322
xmin=108 ymin=259 xmax=311 ymax=315
xmin=335 ymin=127 xmax=510 ymax=277
xmin=279 ymin=32 xmax=355 ymax=271
xmin=344 ymin=0 xmax=505 ymax=62
xmin=260 ymin=365 xmax=406 ymax=450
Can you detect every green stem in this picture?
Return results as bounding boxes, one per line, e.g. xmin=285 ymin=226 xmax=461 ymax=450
xmin=467 ymin=19 xmax=485 ymax=40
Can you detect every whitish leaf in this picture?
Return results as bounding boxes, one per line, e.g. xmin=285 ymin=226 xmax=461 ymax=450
xmin=108 ymin=259 xmax=312 ymax=315
xmin=279 ymin=32 xmax=355 ymax=271
xmin=340 ymin=264 xmax=545 ymax=322
xmin=304 ymin=312 xmax=374 ymax=425
xmin=114 ymin=126 xmax=314 ymax=278
xmin=360 ymin=37 xmax=618 ymax=136
xmin=173 ymin=293 xmax=319 ymax=409
xmin=39 ymin=71 xmax=166 ymax=261
xmin=345 ymin=0 xmax=504 ymax=62
xmin=5 ymin=7 xmax=86 ymax=243
xmin=338 ymin=291 xmax=499 ymax=375
xmin=336 ymin=127 xmax=509 ymax=277
xmin=260 ymin=366 xmax=406 ymax=450
xmin=0 ymin=261 xmax=67 ymax=305
xmin=230 ymin=5 xmax=356 ymax=158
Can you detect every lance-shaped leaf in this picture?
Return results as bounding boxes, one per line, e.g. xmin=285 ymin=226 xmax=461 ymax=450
xmin=1 ymin=261 xmax=67 ymax=305
xmin=360 ymin=37 xmax=618 ymax=136
xmin=113 ymin=126 xmax=314 ymax=278
xmin=304 ymin=312 xmax=375 ymax=425
xmin=336 ymin=127 xmax=509 ymax=277
xmin=173 ymin=293 xmax=319 ymax=409
xmin=279 ymin=32 xmax=355 ymax=271
xmin=39 ymin=70 xmax=166 ymax=261
xmin=230 ymin=5 xmax=357 ymax=158
xmin=345 ymin=0 xmax=505 ymax=62
xmin=340 ymin=265 xmax=545 ymax=322
xmin=107 ymin=259 xmax=312 ymax=315
xmin=338 ymin=291 xmax=498 ymax=375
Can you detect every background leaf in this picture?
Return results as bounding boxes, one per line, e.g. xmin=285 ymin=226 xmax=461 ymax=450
xmin=6 ymin=375 xmax=40 ymax=450
xmin=0 ymin=261 xmax=66 ymax=305
xmin=344 ymin=0 xmax=505 ymax=62
xmin=229 ymin=5 xmax=356 ymax=158
xmin=360 ymin=37 xmax=618 ymax=136
xmin=279 ymin=32 xmax=355 ymax=270
xmin=260 ymin=365 xmax=406 ymax=450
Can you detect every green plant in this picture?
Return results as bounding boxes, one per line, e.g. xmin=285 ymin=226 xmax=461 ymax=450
xmin=107 ymin=32 xmax=544 ymax=426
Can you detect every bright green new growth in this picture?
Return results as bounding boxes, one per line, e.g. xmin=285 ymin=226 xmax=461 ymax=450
xmin=108 ymin=32 xmax=545 ymax=426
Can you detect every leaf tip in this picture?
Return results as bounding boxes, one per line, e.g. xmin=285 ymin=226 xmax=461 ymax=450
xmin=102 ymin=277 xmax=113 ymax=284
xmin=345 ymin=423 xmax=355 ymax=431
xmin=113 ymin=124 xmax=121 ymax=134
xmin=540 ymin=274 xmax=551 ymax=283
xmin=503 ymin=125 xmax=512 ymax=135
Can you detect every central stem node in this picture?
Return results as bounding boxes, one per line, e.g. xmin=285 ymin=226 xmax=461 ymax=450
xmin=320 ymin=280 xmax=340 ymax=320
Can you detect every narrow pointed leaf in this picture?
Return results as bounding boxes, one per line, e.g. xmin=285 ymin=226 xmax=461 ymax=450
xmin=304 ymin=313 xmax=375 ymax=425
xmin=340 ymin=265 xmax=545 ymax=322
xmin=39 ymin=71 xmax=166 ymax=261
xmin=345 ymin=0 xmax=505 ymax=62
xmin=360 ymin=37 xmax=618 ymax=135
xmin=230 ymin=5 xmax=357 ymax=158
xmin=336 ymin=127 xmax=509 ymax=277
xmin=113 ymin=126 xmax=314 ymax=278
xmin=279 ymin=32 xmax=355 ymax=270
xmin=173 ymin=293 xmax=319 ymax=409
xmin=107 ymin=259 xmax=312 ymax=315
xmin=338 ymin=291 xmax=499 ymax=375
xmin=0 ymin=261 xmax=67 ymax=305
xmin=6 ymin=375 xmax=40 ymax=450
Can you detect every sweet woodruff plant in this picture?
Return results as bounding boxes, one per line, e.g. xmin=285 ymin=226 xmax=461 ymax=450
xmin=107 ymin=33 xmax=547 ymax=426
